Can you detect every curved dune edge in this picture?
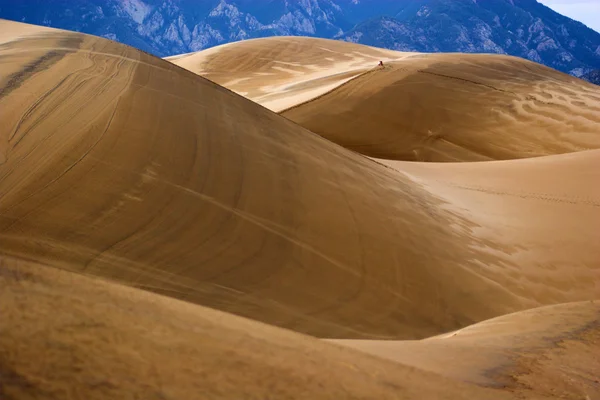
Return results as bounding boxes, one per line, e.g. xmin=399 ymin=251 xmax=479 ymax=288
xmin=0 ymin=256 xmax=515 ymax=400
xmin=281 ymin=53 xmax=600 ymax=161
xmin=1 ymin=258 xmax=597 ymax=400
xmin=0 ymin=20 xmax=599 ymax=342
xmin=380 ymin=149 xmax=600 ymax=290
xmin=170 ymin=37 xmax=600 ymax=162
xmin=331 ymin=301 xmax=600 ymax=398
xmin=166 ymin=36 xmax=411 ymax=112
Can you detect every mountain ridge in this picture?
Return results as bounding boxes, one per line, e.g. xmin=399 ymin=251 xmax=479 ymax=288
xmin=1 ymin=0 xmax=599 ymax=80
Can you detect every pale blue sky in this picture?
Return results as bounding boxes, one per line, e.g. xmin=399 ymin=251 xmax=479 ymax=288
xmin=538 ymin=0 xmax=600 ymax=33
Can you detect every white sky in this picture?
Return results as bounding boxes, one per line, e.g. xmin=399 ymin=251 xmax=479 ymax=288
xmin=538 ymin=0 xmax=600 ymax=33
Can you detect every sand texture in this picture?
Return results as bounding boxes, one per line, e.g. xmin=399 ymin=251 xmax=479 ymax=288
xmin=171 ymin=37 xmax=600 ymax=161
xmin=1 ymin=20 xmax=599 ymax=400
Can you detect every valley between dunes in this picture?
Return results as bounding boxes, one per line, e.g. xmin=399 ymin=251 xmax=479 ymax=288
xmin=1 ymin=19 xmax=599 ymax=399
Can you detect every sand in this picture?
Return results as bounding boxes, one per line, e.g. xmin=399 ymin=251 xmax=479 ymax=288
xmin=170 ymin=37 xmax=600 ymax=161
xmin=332 ymin=301 xmax=600 ymax=398
xmin=166 ymin=36 xmax=412 ymax=111
xmin=282 ymin=55 xmax=600 ymax=161
xmin=1 ymin=19 xmax=599 ymax=399
xmin=3 ymin=256 xmax=521 ymax=400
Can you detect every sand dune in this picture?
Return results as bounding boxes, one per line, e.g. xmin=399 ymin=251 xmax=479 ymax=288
xmin=2 ymin=20 xmax=598 ymax=341
xmin=381 ymin=149 xmax=600 ymax=306
xmin=282 ymin=55 xmax=600 ymax=161
xmin=167 ymin=36 xmax=411 ymax=111
xmin=171 ymin=37 xmax=600 ymax=162
xmin=1 ymin=19 xmax=599 ymax=399
xmin=3 ymin=257 xmax=596 ymax=399
xmin=333 ymin=301 xmax=600 ymax=398
xmin=2 ymin=256 xmax=518 ymax=400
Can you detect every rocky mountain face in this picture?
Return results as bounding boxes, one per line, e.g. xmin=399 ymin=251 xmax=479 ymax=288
xmin=0 ymin=0 xmax=352 ymax=56
xmin=1 ymin=0 xmax=599 ymax=80
xmin=339 ymin=0 xmax=600 ymax=79
xmin=582 ymin=70 xmax=600 ymax=85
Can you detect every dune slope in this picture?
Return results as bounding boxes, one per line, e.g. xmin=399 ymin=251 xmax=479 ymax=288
xmin=4 ymin=257 xmax=599 ymax=399
xmin=167 ymin=36 xmax=410 ymax=112
xmin=381 ymin=149 xmax=600 ymax=306
xmin=1 ymin=20 xmax=599 ymax=342
xmin=170 ymin=37 xmax=600 ymax=162
xmin=2 ymin=256 xmax=523 ymax=400
xmin=333 ymin=301 xmax=600 ymax=399
xmin=0 ymin=20 xmax=501 ymax=340
xmin=283 ymin=54 xmax=600 ymax=161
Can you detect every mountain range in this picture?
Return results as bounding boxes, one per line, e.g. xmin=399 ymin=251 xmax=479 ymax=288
xmin=583 ymin=69 xmax=600 ymax=84
xmin=1 ymin=0 xmax=600 ymax=81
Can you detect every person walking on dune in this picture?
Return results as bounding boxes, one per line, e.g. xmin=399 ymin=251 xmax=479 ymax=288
xmin=378 ymin=60 xmax=384 ymax=68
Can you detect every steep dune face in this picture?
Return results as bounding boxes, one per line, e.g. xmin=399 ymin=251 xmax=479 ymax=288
xmin=171 ymin=37 xmax=600 ymax=162
xmin=167 ymin=36 xmax=410 ymax=111
xmin=333 ymin=301 xmax=600 ymax=399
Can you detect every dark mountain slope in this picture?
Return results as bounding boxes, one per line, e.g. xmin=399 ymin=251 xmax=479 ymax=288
xmin=1 ymin=0 xmax=599 ymax=76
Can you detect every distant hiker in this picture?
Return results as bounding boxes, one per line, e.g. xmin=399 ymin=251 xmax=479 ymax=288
xmin=378 ymin=60 xmax=384 ymax=68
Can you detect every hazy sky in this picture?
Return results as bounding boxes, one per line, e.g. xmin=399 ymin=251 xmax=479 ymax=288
xmin=538 ymin=0 xmax=600 ymax=33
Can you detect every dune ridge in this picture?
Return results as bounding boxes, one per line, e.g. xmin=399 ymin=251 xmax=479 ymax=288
xmin=166 ymin=36 xmax=411 ymax=112
xmin=1 ymin=19 xmax=599 ymax=399
xmin=171 ymin=37 xmax=600 ymax=162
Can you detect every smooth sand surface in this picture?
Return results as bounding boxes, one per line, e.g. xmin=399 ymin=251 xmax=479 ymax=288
xmin=379 ymin=150 xmax=600 ymax=306
xmin=1 ymin=20 xmax=599 ymax=399
xmin=170 ymin=37 xmax=600 ymax=161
